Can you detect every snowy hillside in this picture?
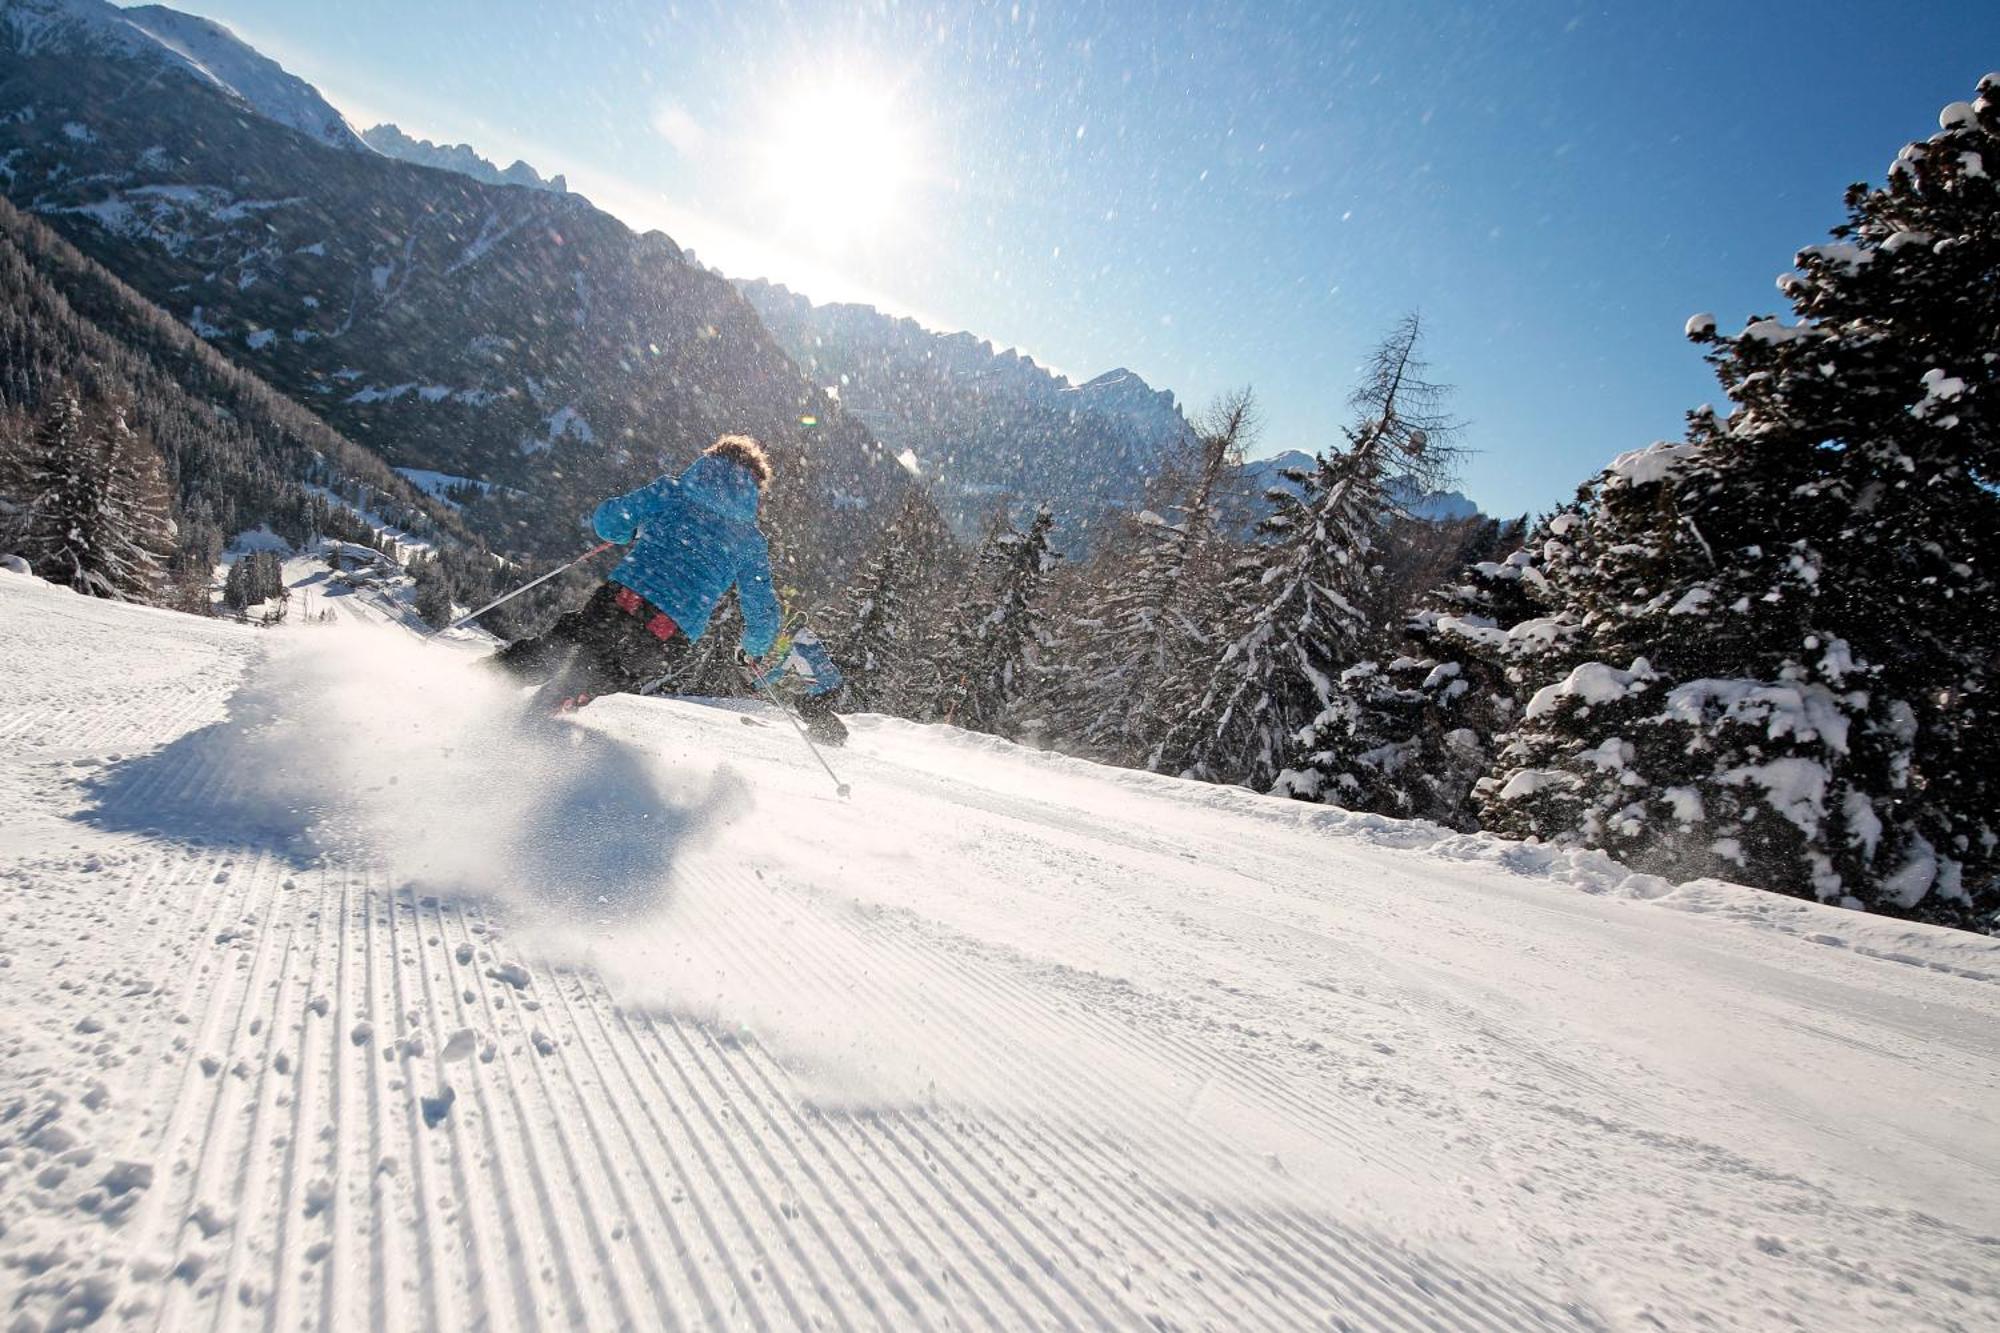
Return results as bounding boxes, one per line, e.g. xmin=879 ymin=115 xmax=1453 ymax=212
xmin=0 ymin=0 xmax=366 ymax=152
xmin=2 ymin=567 xmax=1996 ymax=1330
xmin=0 ymin=25 xmax=898 ymax=587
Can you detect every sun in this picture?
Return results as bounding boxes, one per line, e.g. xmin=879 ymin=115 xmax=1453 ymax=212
xmin=757 ymin=74 xmax=920 ymax=249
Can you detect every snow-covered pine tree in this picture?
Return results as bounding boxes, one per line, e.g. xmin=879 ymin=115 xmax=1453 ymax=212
xmin=1483 ymin=78 xmax=2000 ymax=926
xmin=1044 ymin=392 xmax=1255 ymax=766
xmin=19 ymin=387 xmax=99 ymax=587
xmin=931 ymin=505 xmax=1018 ymax=723
xmin=835 ymin=533 xmax=902 ymax=708
xmin=1165 ymin=445 xmax=1373 ymax=790
xmin=223 ymin=549 xmax=287 ymax=614
xmin=411 ymin=554 xmax=455 ymax=628
xmin=20 ymin=389 xmax=173 ymax=601
xmin=97 ymin=401 xmax=176 ymax=599
xmin=1297 ymin=512 xmax=1557 ymax=830
xmin=832 ymin=486 xmax=960 ymax=715
xmin=935 ymin=503 xmax=1060 ymax=737
xmin=1476 ymin=423 xmax=1880 ymax=898
xmin=1169 ymin=315 xmax=1457 ymax=795
xmin=0 ymin=402 xmax=30 ymax=553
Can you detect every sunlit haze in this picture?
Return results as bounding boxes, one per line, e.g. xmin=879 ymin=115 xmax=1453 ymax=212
xmin=756 ymin=72 xmax=926 ymax=251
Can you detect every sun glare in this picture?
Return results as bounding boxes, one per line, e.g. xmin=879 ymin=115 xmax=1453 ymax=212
xmin=758 ymin=74 xmax=920 ymax=249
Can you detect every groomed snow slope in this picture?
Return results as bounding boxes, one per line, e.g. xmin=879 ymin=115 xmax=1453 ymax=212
xmin=2 ymin=569 xmax=1997 ymax=1330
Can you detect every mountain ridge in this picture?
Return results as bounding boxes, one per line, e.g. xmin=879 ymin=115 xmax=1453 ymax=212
xmin=739 ymin=277 xmax=1194 ymax=545
xmin=1 ymin=0 xmax=367 ymax=152
xmin=362 ymin=122 xmax=570 ymax=195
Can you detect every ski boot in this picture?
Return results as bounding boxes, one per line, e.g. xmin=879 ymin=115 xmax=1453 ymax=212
xmin=796 ymin=691 xmax=849 ymax=747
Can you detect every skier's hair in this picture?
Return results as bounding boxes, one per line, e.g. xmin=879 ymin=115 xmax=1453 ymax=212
xmin=706 ymin=434 xmax=773 ymax=490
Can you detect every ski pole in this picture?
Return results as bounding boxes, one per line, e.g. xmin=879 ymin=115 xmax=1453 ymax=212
xmin=740 ymin=663 xmax=851 ymax=800
xmin=431 ymin=540 xmax=617 ymax=636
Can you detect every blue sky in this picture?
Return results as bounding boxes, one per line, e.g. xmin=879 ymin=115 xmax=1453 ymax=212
xmin=181 ymin=0 xmax=1998 ymax=517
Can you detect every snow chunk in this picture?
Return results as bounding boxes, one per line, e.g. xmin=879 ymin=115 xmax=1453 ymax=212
xmin=1912 ymin=368 xmax=1967 ymax=422
xmin=244 ymin=328 xmax=275 ymax=350
xmin=61 ymin=120 xmax=95 ymax=142
xmin=1525 ymin=659 xmax=1656 ymax=719
xmin=1578 ymin=738 xmax=1633 ymax=772
xmin=1722 ymin=758 xmax=1830 ymax=839
xmin=1939 ymin=101 xmax=1977 ymax=130
xmin=1659 ymin=677 xmax=1853 ymax=753
xmin=1882 ymin=838 xmax=1938 ymax=908
xmin=1741 ymin=317 xmax=1807 ymax=345
xmin=1668 ymin=587 xmax=1712 ymax=617
xmin=1496 ymin=768 xmax=1567 ymax=801
xmin=1798 ymin=242 xmax=1872 ymax=274
xmin=1684 ymin=311 xmax=1716 ymax=339
xmin=1842 ymin=790 xmax=1883 ymax=859
xmin=1419 ymin=660 xmax=1460 ymax=691
xmin=895 ymin=448 xmax=921 ymax=476
xmin=1606 ymin=441 xmax=1696 ymax=488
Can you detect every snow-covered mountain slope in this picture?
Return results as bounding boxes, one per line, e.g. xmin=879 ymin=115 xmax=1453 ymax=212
xmin=0 ymin=29 xmax=898 ymax=587
xmin=739 ymin=280 xmax=1194 ymax=546
xmin=362 ymin=123 xmax=569 ymax=194
xmin=0 ymin=0 xmax=366 ymax=152
xmin=3 ymin=568 xmax=1997 ymax=1330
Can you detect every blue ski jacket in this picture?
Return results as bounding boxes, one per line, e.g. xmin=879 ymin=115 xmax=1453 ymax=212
xmin=591 ymin=454 xmax=781 ymax=658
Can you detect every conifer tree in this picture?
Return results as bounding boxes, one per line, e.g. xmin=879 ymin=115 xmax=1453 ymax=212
xmin=21 ymin=389 xmax=174 ymax=601
xmin=932 ymin=504 xmax=1019 ymax=723
xmin=1299 ymin=512 xmax=1561 ymax=830
xmin=20 ymin=387 xmax=99 ymax=586
xmin=223 ymin=549 xmax=287 ymax=613
xmin=1047 ymin=392 xmax=1255 ymax=766
xmin=1164 ymin=447 xmax=1369 ymax=789
xmin=837 ymin=537 xmax=902 ymax=707
xmin=1482 ymin=78 xmax=2000 ymax=925
xmin=1167 ymin=317 xmax=1458 ymax=791
xmin=936 ymin=504 xmax=1060 ymax=736
xmin=411 ymin=554 xmax=456 ymax=628
xmin=832 ymin=486 xmax=960 ymax=714
xmin=0 ymin=404 xmax=30 ymax=550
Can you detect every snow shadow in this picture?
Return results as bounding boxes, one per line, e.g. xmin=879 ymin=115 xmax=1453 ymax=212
xmin=76 ymin=622 xmax=749 ymax=915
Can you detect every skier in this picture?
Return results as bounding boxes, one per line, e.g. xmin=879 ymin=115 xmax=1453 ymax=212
xmin=756 ymin=625 xmax=850 ymax=746
xmin=493 ymin=434 xmax=782 ymax=711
